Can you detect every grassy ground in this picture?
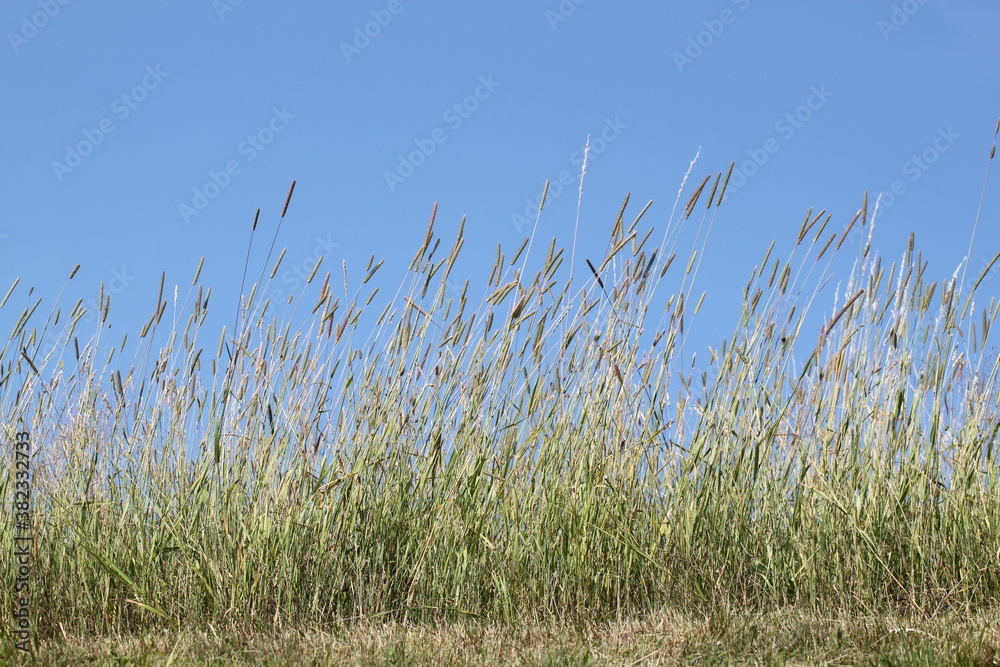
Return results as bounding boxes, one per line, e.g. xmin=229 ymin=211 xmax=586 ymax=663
xmin=2 ymin=141 xmax=1000 ymax=663
xmin=2 ymin=610 xmax=999 ymax=664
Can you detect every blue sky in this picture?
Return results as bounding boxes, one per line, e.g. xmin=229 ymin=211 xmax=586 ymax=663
xmin=5 ymin=0 xmax=1000 ymax=372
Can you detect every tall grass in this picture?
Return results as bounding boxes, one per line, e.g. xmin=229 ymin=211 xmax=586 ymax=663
xmin=2 ymin=153 xmax=1000 ymax=640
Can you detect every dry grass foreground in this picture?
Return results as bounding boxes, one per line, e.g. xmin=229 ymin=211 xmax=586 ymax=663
xmin=2 ymin=610 xmax=999 ymax=665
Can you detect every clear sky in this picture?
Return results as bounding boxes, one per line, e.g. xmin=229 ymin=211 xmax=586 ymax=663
xmin=5 ymin=0 xmax=1000 ymax=371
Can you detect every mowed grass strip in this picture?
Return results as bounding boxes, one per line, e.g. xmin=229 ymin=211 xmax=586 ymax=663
xmin=2 ymin=610 xmax=999 ymax=665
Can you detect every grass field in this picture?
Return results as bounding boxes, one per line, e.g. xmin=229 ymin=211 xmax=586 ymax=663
xmin=3 ymin=141 xmax=1000 ymax=664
